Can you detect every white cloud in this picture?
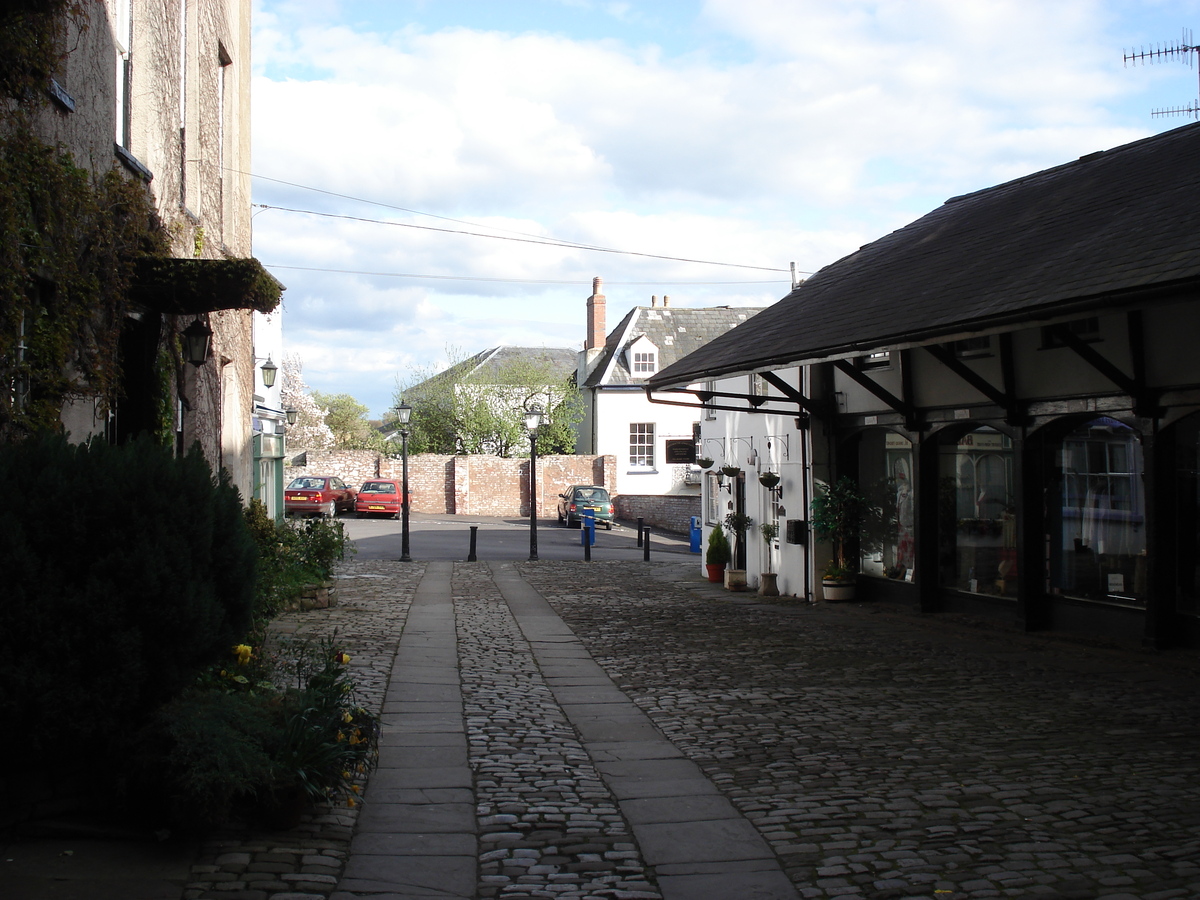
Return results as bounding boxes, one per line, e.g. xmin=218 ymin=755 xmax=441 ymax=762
xmin=251 ymin=0 xmax=1191 ymax=415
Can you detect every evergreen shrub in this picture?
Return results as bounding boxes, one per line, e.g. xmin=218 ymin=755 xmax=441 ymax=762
xmin=0 ymin=434 xmax=257 ymax=775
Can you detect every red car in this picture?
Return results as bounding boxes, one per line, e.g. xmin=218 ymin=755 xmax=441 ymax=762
xmin=354 ymin=479 xmax=410 ymax=519
xmin=285 ymin=475 xmax=357 ymax=517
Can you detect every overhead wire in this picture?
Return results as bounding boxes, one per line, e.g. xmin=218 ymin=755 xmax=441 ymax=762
xmin=262 ymin=264 xmax=790 ymax=285
xmin=242 ymin=169 xmax=810 ymax=278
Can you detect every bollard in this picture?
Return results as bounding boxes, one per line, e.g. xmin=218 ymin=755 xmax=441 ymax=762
xmin=583 ymin=531 xmax=591 ymax=561
xmin=468 ymin=525 xmax=478 ymax=562
xmin=637 ymin=517 xmax=644 ymax=547
xmin=643 ymin=526 xmax=651 ymax=561
xmin=581 ymin=512 xmax=596 ymax=546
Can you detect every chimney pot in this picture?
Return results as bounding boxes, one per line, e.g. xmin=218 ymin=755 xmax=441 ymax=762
xmin=663 ymin=295 xmax=670 ymax=307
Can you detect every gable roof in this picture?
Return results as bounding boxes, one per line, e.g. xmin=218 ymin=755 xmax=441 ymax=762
xmin=414 ymin=346 xmax=577 ymax=392
xmin=650 ymin=121 xmax=1200 ymax=389
xmin=586 ymin=305 xmax=765 ymax=388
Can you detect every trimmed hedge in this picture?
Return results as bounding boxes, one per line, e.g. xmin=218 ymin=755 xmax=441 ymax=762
xmin=0 ymin=434 xmax=257 ymax=775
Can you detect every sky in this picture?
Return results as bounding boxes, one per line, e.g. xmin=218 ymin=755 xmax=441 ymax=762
xmin=250 ymin=0 xmax=1200 ymax=418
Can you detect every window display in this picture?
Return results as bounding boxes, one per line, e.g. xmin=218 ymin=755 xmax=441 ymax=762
xmin=857 ymin=430 xmax=914 ymax=580
xmin=938 ymin=427 xmax=1016 ymax=597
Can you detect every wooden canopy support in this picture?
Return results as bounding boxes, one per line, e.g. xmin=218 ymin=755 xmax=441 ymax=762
xmin=923 ymin=342 xmax=1026 ymax=426
xmin=831 ymin=358 xmax=919 ymax=429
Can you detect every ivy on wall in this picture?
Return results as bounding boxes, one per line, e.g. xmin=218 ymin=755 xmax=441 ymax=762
xmin=0 ymin=124 xmax=170 ymax=441
xmin=0 ymin=1 xmax=88 ymax=105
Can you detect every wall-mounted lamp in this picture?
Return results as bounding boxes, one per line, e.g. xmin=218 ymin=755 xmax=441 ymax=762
xmin=285 ymin=407 xmax=298 ymax=426
xmin=260 ymin=356 xmax=278 ymax=388
xmin=182 ymin=318 xmax=213 ymax=367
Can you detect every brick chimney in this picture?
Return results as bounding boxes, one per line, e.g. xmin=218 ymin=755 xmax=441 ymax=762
xmin=586 ymin=276 xmax=606 ymax=350
xmin=663 ymin=295 xmax=670 ymax=307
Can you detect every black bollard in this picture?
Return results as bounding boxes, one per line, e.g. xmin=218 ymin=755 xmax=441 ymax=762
xmin=468 ymin=525 xmax=478 ymax=562
xmin=583 ymin=531 xmax=591 ymax=561
xmin=643 ymin=526 xmax=651 ymax=561
xmin=637 ymin=517 xmax=644 ymax=547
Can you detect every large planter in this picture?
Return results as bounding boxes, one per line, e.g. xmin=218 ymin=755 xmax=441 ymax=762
xmin=759 ymin=572 xmax=779 ymax=596
xmin=705 ymin=563 xmax=726 ymax=583
xmin=724 ymin=568 xmax=748 ymax=591
xmin=821 ymin=579 xmax=856 ymax=601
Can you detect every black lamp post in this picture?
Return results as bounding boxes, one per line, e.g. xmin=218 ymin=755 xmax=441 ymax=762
xmin=524 ymin=405 xmax=544 ymax=561
xmin=395 ymin=400 xmax=412 ymax=562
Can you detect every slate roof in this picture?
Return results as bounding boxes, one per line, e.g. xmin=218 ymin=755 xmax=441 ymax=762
xmin=586 ymin=306 xmax=765 ymax=388
xmin=650 ymin=121 xmax=1200 ymax=389
xmin=415 ymin=346 xmax=577 ymax=389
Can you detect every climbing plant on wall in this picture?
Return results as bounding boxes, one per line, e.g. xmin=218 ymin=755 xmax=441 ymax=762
xmin=0 ymin=124 xmax=170 ymax=441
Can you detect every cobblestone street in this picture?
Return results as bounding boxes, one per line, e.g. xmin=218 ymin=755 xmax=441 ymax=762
xmin=180 ymin=557 xmax=1200 ymax=900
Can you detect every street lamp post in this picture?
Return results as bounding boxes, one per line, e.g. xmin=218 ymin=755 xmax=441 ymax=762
xmin=524 ymin=405 xmax=545 ymax=561
xmin=395 ymin=400 xmax=412 ymax=562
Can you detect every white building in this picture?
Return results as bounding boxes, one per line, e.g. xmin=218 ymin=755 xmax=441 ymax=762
xmin=576 ymin=277 xmax=764 ymax=532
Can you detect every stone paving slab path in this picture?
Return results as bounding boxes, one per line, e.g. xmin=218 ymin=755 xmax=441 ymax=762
xmin=179 ymin=555 xmax=1200 ymax=900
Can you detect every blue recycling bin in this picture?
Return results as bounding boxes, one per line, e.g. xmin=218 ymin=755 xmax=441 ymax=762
xmin=689 ymin=516 xmax=702 ymax=553
xmin=581 ymin=511 xmax=596 ymax=546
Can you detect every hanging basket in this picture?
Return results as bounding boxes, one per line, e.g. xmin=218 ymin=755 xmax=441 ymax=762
xmin=758 ymin=472 xmax=781 ymax=489
xmin=720 ymin=465 xmax=742 ymax=478
xmin=698 ymin=457 xmax=715 ymax=469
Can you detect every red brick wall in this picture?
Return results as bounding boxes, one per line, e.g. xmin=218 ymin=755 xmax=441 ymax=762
xmin=286 ymin=451 xmax=616 ymax=518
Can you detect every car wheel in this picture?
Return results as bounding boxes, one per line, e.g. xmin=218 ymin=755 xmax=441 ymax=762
xmin=324 ymin=500 xmax=336 ymax=517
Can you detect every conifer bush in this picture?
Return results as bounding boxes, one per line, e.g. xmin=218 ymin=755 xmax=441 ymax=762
xmin=0 ymin=434 xmax=257 ymax=776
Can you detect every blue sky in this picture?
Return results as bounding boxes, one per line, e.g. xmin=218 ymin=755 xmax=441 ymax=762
xmin=250 ymin=0 xmax=1200 ymax=417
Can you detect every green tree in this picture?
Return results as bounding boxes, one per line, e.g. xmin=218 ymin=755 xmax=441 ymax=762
xmin=311 ymin=391 xmax=387 ymax=450
xmin=396 ymin=347 xmax=583 ymax=457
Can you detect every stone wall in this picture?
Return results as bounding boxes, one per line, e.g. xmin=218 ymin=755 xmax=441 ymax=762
xmin=615 ymin=494 xmax=700 ymax=535
xmin=286 ymin=451 xmax=617 ymax=519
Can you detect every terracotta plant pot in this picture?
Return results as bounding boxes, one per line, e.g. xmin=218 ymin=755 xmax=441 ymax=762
xmin=706 ymin=563 xmax=726 ymax=583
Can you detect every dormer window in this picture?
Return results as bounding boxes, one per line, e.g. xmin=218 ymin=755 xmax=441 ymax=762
xmin=627 ymin=335 xmax=659 ymax=377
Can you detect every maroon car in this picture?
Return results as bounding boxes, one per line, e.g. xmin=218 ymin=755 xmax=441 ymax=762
xmin=284 ymin=475 xmax=356 ymax=517
xmin=354 ymin=479 xmax=411 ymax=519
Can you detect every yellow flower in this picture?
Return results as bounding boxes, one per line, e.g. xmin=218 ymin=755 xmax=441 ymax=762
xmin=334 ymin=651 xmax=351 ymax=664
xmin=351 ymin=784 xmax=360 ymax=794
xmin=341 ymin=711 xmax=353 ymax=723
xmin=337 ymin=731 xmax=346 ymax=742
xmin=347 ymin=797 xmax=356 ymax=808
xmin=233 ymin=644 xmax=253 ymax=665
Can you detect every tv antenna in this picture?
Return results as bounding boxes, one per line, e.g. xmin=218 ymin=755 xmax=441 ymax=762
xmin=1124 ymin=28 xmax=1200 ymax=119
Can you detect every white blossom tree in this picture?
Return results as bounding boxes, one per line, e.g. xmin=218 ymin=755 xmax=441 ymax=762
xmin=280 ymin=354 xmax=334 ymax=451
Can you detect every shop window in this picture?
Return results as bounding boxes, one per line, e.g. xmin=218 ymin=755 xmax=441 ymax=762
xmin=1047 ymin=417 xmax=1145 ymax=606
xmin=938 ymin=427 xmax=1016 ymax=597
xmin=857 ymin=429 xmax=914 ymax=580
xmin=705 ymin=471 xmax=723 ymax=524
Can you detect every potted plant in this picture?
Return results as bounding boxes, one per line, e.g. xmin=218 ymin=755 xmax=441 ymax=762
xmin=698 ymin=457 xmax=715 ymax=469
xmin=810 ymin=476 xmax=868 ymax=601
xmin=722 ymin=511 xmax=753 ymax=591
xmin=720 ymin=464 xmax=742 ymax=478
xmin=758 ymin=521 xmax=780 ymax=596
xmin=705 ymin=526 xmax=731 ymax=582
xmin=758 ymin=471 xmax=780 ymax=490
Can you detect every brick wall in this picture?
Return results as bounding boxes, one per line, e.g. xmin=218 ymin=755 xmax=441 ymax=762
xmin=286 ymin=451 xmax=617 ymax=518
xmin=615 ymin=494 xmax=700 ymax=534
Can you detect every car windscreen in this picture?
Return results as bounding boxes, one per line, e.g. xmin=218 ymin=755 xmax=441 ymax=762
xmin=287 ymin=478 xmax=326 ymax=490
